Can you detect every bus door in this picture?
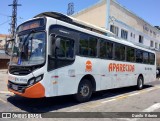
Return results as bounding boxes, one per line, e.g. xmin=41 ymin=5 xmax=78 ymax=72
xmin=48 ymin=33 xmax=75 ymax=96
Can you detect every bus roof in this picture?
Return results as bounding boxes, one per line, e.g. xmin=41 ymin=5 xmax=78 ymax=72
xmin=35 ymin=12 xmax=115 ymax=36
xmin=34 ymin=12 xmax=155 ymax=53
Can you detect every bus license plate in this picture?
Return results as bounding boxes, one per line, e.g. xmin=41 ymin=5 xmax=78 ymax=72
xmin=12 ymin=84 xmax=18 ymax=91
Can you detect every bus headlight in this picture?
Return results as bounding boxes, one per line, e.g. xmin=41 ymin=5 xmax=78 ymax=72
xmin=35 ymin=75 xmax=43 ymax=82
xmin=28 ymin=78 xmax=35 ymax=85
xmin=28 ymin=74 xmax=44 ymax=86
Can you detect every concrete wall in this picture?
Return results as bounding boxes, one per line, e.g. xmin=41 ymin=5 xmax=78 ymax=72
xmin=73 ymin=0 xmax=107 ymax=29
xmin=0 ymin=34 xmax=7 ymax=49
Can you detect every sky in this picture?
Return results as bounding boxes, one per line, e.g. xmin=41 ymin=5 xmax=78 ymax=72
xmin=0 ymin=0 xmax=159 ymax=34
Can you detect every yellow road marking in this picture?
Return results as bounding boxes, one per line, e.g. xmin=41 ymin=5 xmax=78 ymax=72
xmin=67 ymin=86 xmax=160 ymax=111
xmin=0 ymin=91 xmax=13 ymax=94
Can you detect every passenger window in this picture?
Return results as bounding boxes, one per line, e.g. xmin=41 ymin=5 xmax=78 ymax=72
xmin=126 ymin=47 xmax=135 ymax=62
xmin=79 ymin=34 xmax=88 ymax=56
xmin=66 ymin=39 xmax=74 ymax=58
xmin=136 ymin=50 xmax=143 ymax=63
xmin=88 ymin=37 xmax=97 ymax=57
xmin=143 ymin=52 xmax=149 ymax=64
xmin=106 ymin=42 xmax=113 ymax=59
xmin=79 ymin=33 xmax=97 ymax=57
xmin=100 ymin=40 xmax=113 ymax=59
xmin=55 ymin=37 xmax=74 ymax=59
xmin=149 ymin=53 xmax=155 ymax=65
xmin=115 ymin=44 xmax=125 ymax=61
xmin=100 ymin=40 xmax=106 ymax=58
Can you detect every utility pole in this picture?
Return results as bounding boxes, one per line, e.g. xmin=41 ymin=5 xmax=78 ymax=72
xmin=8 ymin=0 xmax=21 ymax=39
xmin=67 ymin=2 xmax=74 ymax=16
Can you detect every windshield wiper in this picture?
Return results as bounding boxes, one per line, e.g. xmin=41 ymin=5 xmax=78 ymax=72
xmin=22 ymin=30 xmax=35 ymax=47
xmin=18 ymin=30 xmax=35 ymax=64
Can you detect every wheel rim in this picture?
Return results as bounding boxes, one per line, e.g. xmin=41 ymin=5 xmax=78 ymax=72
xmin=80 ymin=85 xmax=90 ymax=97
xmin=139 ymin=78 xmax=143 ymax=88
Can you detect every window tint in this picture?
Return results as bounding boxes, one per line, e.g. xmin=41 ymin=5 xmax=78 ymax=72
xmin=57 ymin=38 xmax=65 ymax=58
xmin=106 ymin=42 xmax=113 ymax=59
xmin=143 ymin=52 xmax=149 ymax=64
xmin=126 ymin=47 xmax=135 ymax=62
xmin=99 ymin=40 xmax=106 ymax=58
xmin=66 ymin=39 xmax=74 ymax=58
xmin=149 ymin=53 xmax=155 ymax=65
xmin=115 ymin=44 xmax=125 ymax=61
xmin=89 ymin=37 xmax=97 ymax=57
xmin=99 ymin=40 xmax=113 ymax=59
xmin=79 ymin=34 xmax=88 ymax=56
xmin=136 ymin=49 xmax=143 ymax=63
xmin=79 ymin=33 xmax=97 ymax=57
xmin=55 ymin=37 xmax=74 ymax=59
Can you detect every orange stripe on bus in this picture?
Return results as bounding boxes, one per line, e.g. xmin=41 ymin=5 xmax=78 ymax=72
xmin=8 ymin=82 xmax=45 ymax=98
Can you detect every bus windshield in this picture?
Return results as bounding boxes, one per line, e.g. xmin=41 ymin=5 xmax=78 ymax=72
xmin=11 ymin=31 xmax=46 ymax=66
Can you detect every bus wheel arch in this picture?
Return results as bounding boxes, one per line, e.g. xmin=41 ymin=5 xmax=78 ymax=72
xmin=81 ymin=75 xmax=96 ymax=91
xmin=137 ymin=74 xmax=144 ymax=90
xmin=75 ymin=75 xmax=96 ymax=102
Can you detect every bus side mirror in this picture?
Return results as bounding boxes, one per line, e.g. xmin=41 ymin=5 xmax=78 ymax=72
xmin=55 ymin=38 xmax=61 ymax=49
xmin=49 ymin=35 xmax=61 ymax=58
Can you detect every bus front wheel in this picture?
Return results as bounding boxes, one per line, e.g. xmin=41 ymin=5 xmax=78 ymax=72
xmin=75 ymin=79 xmax=93 ymax=102
xmin=137 ymin=76 xmax=144 ymax=90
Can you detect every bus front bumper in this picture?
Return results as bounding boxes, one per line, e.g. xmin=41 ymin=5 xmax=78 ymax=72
xmin=8 ymin=82 xmax=45 ymax=98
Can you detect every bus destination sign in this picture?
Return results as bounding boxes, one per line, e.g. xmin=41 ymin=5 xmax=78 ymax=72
xmin=18 ymin=19 xmax=44 ymax=32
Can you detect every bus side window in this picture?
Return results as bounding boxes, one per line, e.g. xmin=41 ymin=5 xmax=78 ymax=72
xmin=88 ymin=37 xmax=97 ymax=57
xmin=149 ymin=53 xmax=155 ymax=65
xmin=79 ymin=33 xmax=97 ymax=57
xmin=49 ymin=34 xmax=56 ymax=57
xmin=106 ymin=42 xmax=113 ymax=59
xmin=66 ymin=39 xmax=74 ymax=58
xmin=143 ymin=52 xmax=149 ymax=64
xmin=99 ymin=40 xmax=113 ymax=59
xmin=99 ymin=40 xmax=106 ymax=58
xmin=126 ymin=47 xmax=135 ymax=62
xmin=114 ymin=43 xmax=125 ymax=61
xmin=136 ymin=49 xmax=143 ymax=63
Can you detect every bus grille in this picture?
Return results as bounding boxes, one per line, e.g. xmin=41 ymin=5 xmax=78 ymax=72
xmin=8 ymin=81 xmax=28 ymax=93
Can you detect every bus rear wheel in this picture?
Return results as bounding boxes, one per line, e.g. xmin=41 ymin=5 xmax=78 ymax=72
xmin=75 ymin=79 xmax=93 ymax=102
xmin=137 ymin=76 xmax=144 ymax=90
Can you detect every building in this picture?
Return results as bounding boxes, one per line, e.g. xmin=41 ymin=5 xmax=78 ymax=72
xmin=0 ymin=34 xmax=8 ymax=49
xmin=0 ymin=34 xmax=10 ymax=69
xmin=72 ymin=0 xmax=160 ymax=66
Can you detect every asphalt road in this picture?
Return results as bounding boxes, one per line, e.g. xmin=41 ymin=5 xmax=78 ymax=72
xmin=0 ymin=69 xmax=160 ymax=121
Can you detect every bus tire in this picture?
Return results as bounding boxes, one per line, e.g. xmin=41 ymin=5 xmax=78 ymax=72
xmin=75 ymin=79 xmax=93 ymax=102
xmin=137 ymin=76 xmax=144 ymax=90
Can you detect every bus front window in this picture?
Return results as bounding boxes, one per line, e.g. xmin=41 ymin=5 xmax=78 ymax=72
xmin=11 ymin=32 xmax=46 ymax=66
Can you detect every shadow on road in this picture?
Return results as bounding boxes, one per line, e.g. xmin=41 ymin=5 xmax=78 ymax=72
xmin=7 ymin=85 xmax=153 ymax=113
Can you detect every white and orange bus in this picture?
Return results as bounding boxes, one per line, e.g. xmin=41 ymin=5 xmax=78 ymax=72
xmin=7 ymin=12 xmax=156 ymax=102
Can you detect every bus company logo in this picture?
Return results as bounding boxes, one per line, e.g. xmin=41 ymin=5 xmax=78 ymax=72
xmin=85 ymin=60 xmax=92 ymax=72
xmin=108 ymin=63 xmax=135 ymax=72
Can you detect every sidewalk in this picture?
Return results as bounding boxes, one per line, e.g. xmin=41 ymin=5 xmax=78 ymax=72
xmin=0 ymin=69 xmax=8 ymax=91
